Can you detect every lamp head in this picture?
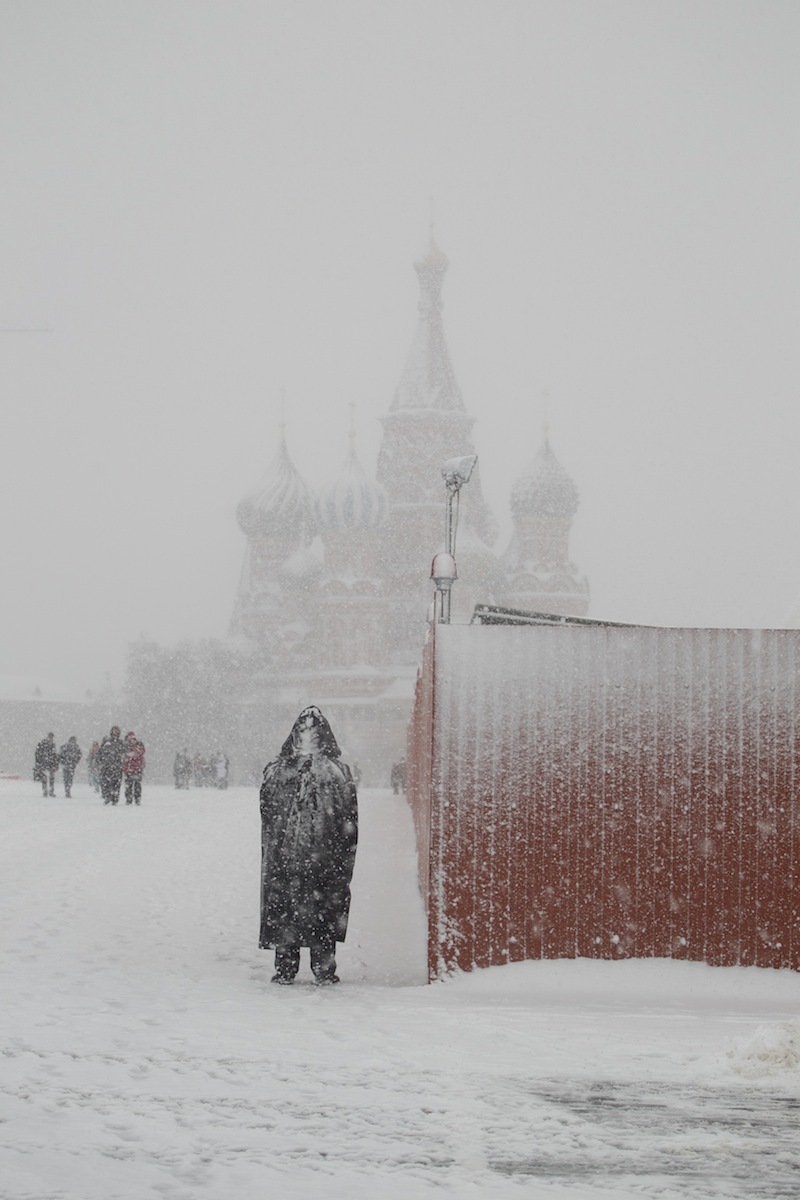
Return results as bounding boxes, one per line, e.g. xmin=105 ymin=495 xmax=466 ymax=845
xmin=430 ymin=551 xmax=458 ymax=586
xmin=441 ymin=454 xmax=477 ymax=492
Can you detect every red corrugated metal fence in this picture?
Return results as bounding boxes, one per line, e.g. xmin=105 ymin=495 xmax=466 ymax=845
xmin=406 ymin=623 xmax=800 ymax=979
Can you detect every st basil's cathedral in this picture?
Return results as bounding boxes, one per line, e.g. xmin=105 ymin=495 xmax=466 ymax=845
xmin=229 ymin=236 xmax=589 ymax=783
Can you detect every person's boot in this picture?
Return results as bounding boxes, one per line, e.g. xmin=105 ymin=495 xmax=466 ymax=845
xmin=272 ymin=945 xmax=299 ymax=984
xmin=310 ymin=939 xmax=339 ymax=985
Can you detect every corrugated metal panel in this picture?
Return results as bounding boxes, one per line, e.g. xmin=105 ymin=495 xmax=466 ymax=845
xmin=407 ymin=634 xmax=434 ymax=942
xmin=407 ymin=623 xmax=800 ymax=978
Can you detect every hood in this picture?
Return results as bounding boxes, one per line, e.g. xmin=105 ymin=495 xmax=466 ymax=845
xmin=278 ymin=706 xmax=341 ymax=761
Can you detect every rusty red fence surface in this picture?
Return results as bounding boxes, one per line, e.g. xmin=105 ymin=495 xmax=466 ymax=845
xmin=406 ymin=623 xmax=800 ymax=979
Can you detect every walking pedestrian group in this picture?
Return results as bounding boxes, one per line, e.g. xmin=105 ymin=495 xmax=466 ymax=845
xmin=32 ymin=726 xmax=145 ymax=805
xmin=172 ymin=749 xmax=229 ymax=789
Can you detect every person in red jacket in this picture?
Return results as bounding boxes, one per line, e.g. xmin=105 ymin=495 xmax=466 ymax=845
xmin=122 ymin=732 xmax=146 ymax=805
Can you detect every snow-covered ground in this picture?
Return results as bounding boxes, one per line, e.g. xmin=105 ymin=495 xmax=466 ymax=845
xmin=1 ymin=779 xmax=798 ymax=1200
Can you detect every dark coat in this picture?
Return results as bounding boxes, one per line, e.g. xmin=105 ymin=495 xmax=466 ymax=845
xmin=259 ymin=708 xmax=358 ymax=949
xmin=34 ymin=737 xmax=59 ymax=777
xmin=96 ymin=733 xmax=125 ymax=782
xmin=59 ymin=740 xmax=82 ymax=770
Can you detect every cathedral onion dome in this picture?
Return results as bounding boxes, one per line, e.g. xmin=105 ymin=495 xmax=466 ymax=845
xmin=511 ymin=439 xmax=579 ymax=520
xmin=316 ymin=444 xmax=388 ymax=531
xmin=237 ymin=437 xmax=314 ymax=538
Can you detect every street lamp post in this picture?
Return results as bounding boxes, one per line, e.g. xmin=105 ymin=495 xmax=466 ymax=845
xmin=430 ymin=454 xmax=477 ymax=624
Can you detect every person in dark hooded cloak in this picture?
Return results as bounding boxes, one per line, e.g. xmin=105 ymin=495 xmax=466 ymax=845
xmin=259 ymin=706 xmax=358 ymax=985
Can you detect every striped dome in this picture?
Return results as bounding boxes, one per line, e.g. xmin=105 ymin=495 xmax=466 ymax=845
xmin=511 ymin=439 xmax=579 ymax=520
xmin=237 ymin=438 xmax=314 ymax=538
xmin=316 ymin=444 xmax=388 ymax=531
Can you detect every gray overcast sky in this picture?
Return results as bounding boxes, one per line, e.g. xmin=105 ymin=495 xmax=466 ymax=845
xmin=2 ymin=0 xmax=799 ymax=696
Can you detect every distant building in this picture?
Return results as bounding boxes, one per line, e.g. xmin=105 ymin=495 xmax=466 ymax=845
xmin=230 ymin=236 xmax=589 ymax=783
xmin=0 ymin=675 xmax=120 ymax=779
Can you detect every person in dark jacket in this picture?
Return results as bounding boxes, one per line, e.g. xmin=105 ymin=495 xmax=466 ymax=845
xmin=97 ymin=726 xmax=125 ymax=806
xmin=34 ymin=733 xmax=59 ymax=797
xmin=122 ymin=732 xmax=145 ymax=805
xmin=59 ymin=736 xmax=82 ymax=797
xmin=259 ymin=706 xmax=358 ymax=985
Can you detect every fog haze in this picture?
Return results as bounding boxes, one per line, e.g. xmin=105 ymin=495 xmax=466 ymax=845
xmin=2 ymin=0 xmax=799 ymax=696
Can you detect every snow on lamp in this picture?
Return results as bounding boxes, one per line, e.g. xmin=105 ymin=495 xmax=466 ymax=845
xmin=431 ymin=454 xmax=477 ymax=623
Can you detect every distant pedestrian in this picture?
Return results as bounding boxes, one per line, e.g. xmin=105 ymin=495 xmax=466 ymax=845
xmin=173 ymin=750 xmax=190 ymax=789
xmin=122 ymin=732 xmax=145 ymax=805
xmin=180 ymin=750 xmax=192 ymax=788
xmin=390 ymin=759 xmax=406 ymax=794
xmin=213 ymin=752 xmax=229 ymax=789
xmin=34 ymin=733 xmax=59 ymax=797
xmin=87 ymin=740 xmax=101 ymax=792
xmin=193 ymin=753 xmax=205 ymax=787
xmin=59 ymin=736 xmax=82 ymax=798
xmin=96 ymin=726 xmax=125 ymax=806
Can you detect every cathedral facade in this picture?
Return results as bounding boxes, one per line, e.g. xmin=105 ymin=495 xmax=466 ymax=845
xmin=230 ymin=237 xmax=589 ymax=783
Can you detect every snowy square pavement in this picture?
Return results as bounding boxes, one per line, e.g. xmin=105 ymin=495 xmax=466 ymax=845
xmin=1 ymin=781 xmax=798 ymax=1199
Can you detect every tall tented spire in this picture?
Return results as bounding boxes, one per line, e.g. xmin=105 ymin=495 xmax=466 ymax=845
xmin=391 ymin=233 xmax=464 ymax=413
xmin=376 ymin=233 xmax=499 ymax=660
